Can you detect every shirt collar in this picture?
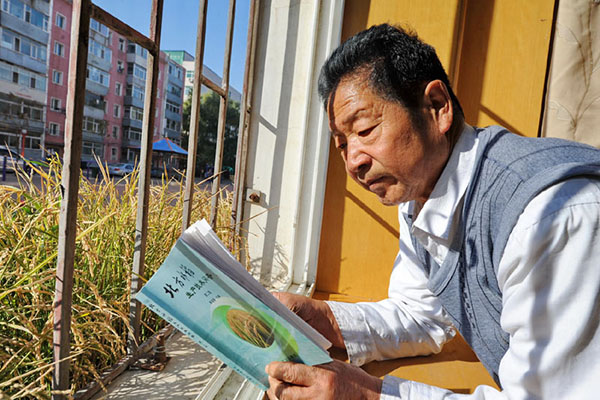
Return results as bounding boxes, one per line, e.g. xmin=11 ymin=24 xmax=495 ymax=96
xmin=400 ymin=124 xmax=479 ymax=243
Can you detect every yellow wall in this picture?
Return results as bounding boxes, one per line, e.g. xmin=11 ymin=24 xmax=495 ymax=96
xmin=316 ymin=0 xmax=556 ymax=392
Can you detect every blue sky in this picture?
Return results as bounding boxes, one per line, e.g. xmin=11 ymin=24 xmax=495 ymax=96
xmin=92 ymin=0 xmax=250 ymax=92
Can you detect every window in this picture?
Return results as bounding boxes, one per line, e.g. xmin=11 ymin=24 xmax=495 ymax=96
xmin=90 ymin=19 xmax=109 ymax=36
xmin=117 ymin=60 xmax=124 ymax=73
xmin=167 ymin=83 xmax=182 ymax=97
xmin=124 ymin=106 xmax=144 ymax=121
xmin=1 ymin=29 xmax=46 ymax=61
xmin=115 ymin=82 xmax=122 ymax=96
xmin=126 ymin=128 xmax=142 ymax=141
xmin=166 ymin=100 xmax=180 ymax=114
xmin=3 ymin=0 xmax=49 ymax=31
xmin=50 ymin=97 xmax=61 ymax=111
xmin=0 ymin=98 xmax=43 ymax=121
xmin=112 ymin=126 xmax=119 ymax=138
xmin=186 ymin=70 xmax=194 ymax=79
xmin=88 ymin=39 xmax=112 ymax=62
xmin=127 ymin=63 xmax=146 ymax=80
xmin=118 ymin=38 xmax=125 ymax=52
xmin=111 ymin=147 xmax=117 ymax=161
xmin=113 ymin=104 xmax=120 ymax=118
xmin=0 ymin=61 xmax=46 ymax=90
xmin=84 ymin=91 xmax=105 ymax=110
xmin=82 ymin=141 xmax=103 ymax=157
xmin=126 ymin=83 xmax=145 ymax=101
xmin=52 ymin=70 xmax=62 ymax=85
xmin=83 ymin=116 xmax=106 ymax=135
xmin=54 ymin=41 xmax=64 ymax=56
xmin=165 ymin=118 xmax=181 ymax=131
xmin=86 ymin=65 xmax=110 ymax=87
xmin=49 ymin=122 xmax=60 ymax=136
xmin=127 ymin=42 xmax=147 ymax=59
xmin=55 ymin=13 xmax=65 ymax=29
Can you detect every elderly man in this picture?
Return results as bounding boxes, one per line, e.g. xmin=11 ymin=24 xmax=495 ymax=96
xmin=265 ymin=24 xmax=600 ymax=400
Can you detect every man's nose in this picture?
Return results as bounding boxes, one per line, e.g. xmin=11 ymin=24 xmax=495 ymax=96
xmin=345 ymin=143 xmax=370 ymax=176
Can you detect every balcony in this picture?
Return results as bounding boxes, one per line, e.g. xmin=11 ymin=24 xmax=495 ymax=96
xmin=82 ymin=131 xmax=104 ymax=144
xmin=0 ymin=47 xmax=46 ymax=74
xmin=123 ymin=95 xmax=144 ymax=109
xmin=87 ymin=52 xmax=111 ymax=73
xmin=166 ymin=90 xmax=181 ymax=104
xmin=83 ymin=105 xmax=105 ymax=120
xmin=164 ymin=108 xmax=181 ymax=122
xmin=122 ymin=117 xmax=143 ymax=130
xmin=85 ymin=79 xmax=109 ymax=96
xmin=0 ymin=11 xmax=49 ymax=44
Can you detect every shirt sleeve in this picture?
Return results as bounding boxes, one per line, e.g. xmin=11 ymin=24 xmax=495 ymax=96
xmin=379 ymin=177 xmax=600 ymax=399
xmin=326 ymin=206 xmax=455 ymax=366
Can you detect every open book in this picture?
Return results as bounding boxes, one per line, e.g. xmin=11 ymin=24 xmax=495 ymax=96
xmin=135 ymin=219 xmax=332 ymax=391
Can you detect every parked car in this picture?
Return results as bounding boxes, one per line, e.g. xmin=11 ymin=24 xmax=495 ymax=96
xmin=108 ymin=163 xmax=135 ymax=177
xmin=0 ymin=145 xmax=26 ymax=173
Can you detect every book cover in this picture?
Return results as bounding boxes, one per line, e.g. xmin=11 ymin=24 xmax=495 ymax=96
xmin=135 ymin=220 xmax=332 ymax=391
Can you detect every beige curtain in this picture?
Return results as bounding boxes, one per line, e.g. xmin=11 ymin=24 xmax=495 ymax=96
xmin=541 ymin=0 xmax=600 ymax=147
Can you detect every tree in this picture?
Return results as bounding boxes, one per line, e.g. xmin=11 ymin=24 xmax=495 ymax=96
xmin=182 ymin=91 xmax=240 ymax=177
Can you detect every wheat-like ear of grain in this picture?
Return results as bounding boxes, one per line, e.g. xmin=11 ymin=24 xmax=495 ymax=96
xmin=0 ymin=160 xmax=248 ymax=398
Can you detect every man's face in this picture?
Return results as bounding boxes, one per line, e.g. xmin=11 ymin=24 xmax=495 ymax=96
xmin=327 ymin=73 xmax=450 ymax=206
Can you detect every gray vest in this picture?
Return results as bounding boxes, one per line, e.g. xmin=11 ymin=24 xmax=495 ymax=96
xmin=409 ymin=126 xmax=600 ymax=386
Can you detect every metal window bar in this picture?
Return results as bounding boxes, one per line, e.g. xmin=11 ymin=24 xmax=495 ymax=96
xmin=53 ymin=0 xmax=257 ymax=398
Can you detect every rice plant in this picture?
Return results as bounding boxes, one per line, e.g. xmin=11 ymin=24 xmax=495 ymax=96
xmin=0 ymin=159 xmax=244 ymax=399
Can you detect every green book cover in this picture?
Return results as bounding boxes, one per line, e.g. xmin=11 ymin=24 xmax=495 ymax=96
xmin=135 ymin=220 xmax=332 ymax=391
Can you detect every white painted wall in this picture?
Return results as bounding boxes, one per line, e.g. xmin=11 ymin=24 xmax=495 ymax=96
xmin=241 ymin=0 xmax=344 ymax=290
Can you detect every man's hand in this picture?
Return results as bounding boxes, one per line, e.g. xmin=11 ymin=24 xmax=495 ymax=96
xmin=272 ymin=292 xmax=345 ymax=350
xmin=265 ymin=360 xmax=382 ymax=400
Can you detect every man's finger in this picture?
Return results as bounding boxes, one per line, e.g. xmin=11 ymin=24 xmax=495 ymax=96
xmin=267 ymin=378 xmax=309 ymax=400
xmin=266 ymin=361 xmax=317 ymax=386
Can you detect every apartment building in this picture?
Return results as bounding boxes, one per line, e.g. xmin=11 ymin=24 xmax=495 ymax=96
xmin=0 ymin=0 xmax=50 ymax=160
xmin=0 ymin=0 xmax=185 ymax=165
xmin=164 ymin=49 xmax=241 ymax=103
xmin=45 ymin=0 xmax=185 ymax=165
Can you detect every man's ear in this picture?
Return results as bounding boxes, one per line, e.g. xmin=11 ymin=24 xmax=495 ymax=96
xmin=424 ymin=80 xmax=453 ymax=135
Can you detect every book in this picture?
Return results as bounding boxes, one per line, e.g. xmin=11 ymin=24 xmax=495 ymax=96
xmin=135 ymin=219 xmax=332 ymax=391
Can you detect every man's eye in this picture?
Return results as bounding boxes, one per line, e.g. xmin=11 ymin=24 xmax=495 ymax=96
xmin=358 ymin=126 xmax=375 ymax=136
xmin=337 ymin=143 xmax=347 ymax=150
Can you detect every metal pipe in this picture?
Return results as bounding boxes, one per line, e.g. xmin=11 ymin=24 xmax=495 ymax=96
xmin=52 ymin=0 xmax=91 ymax=398
xmin=128 ymin=0 xmax=164 ymax=354
xmin=232 ymin=0 xmax=260 ymax=257
xmin=209 ymin=0 xmax=236 ymax=228
xmin=182 ymin=0 xmax=209 ymax=232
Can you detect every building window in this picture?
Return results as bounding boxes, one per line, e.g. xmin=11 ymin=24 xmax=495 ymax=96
xmin=52 ymin=70 xmax=62 ymax=85
xmin=127 ymin=63 xmax=147 ymax=80
xmin=118 ymin=38 xmax=125 ymax=52
xmin=166 ymin=100 xmax=180 ymax=114
xmin=90 ymin=18 xmax=109 ymax=36
xmin=117 ymin=60 xmax=124 ymax=73
xmin=111 ymin=146 xmax=117 ymax=161
xmin=3 ymin=0 xmax=49 ymax=31
xmin=88 ymin=39 xmax=112 ymax=62
xmin=115 ymin=82 xmax=122 ymax=96
xmin=113 ymin=104 xmax=120 ymax=118
xmin=56 ymin=13 xmax=66 ymax=29
xmin=112 ymin=125 xmax=119 ymax=138
xmin=54 ymin=41 xmax=64 ymax=56
xmin=83 ymin=116 xmax=106 ymax=135
xmin=50 ymin=97 xmax=61 ymax=111
xmin=86 ymin=65 xmax=110 ymax=87
xmin=48 ymin=122 xmax=60 ymax=136
xmin=124 ymin=106 xmax=144 ymax=121
xmin=1 ymin=29 xmax=47 ymax=61
xmin=126 ymin=83 xmax=145 ymax=101
xmin=0 ymin=61 xmax=46 ymax=90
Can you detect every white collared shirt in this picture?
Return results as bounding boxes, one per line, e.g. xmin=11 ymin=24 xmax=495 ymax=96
xmin=327 ymin=125 xmax=600 ymax=399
